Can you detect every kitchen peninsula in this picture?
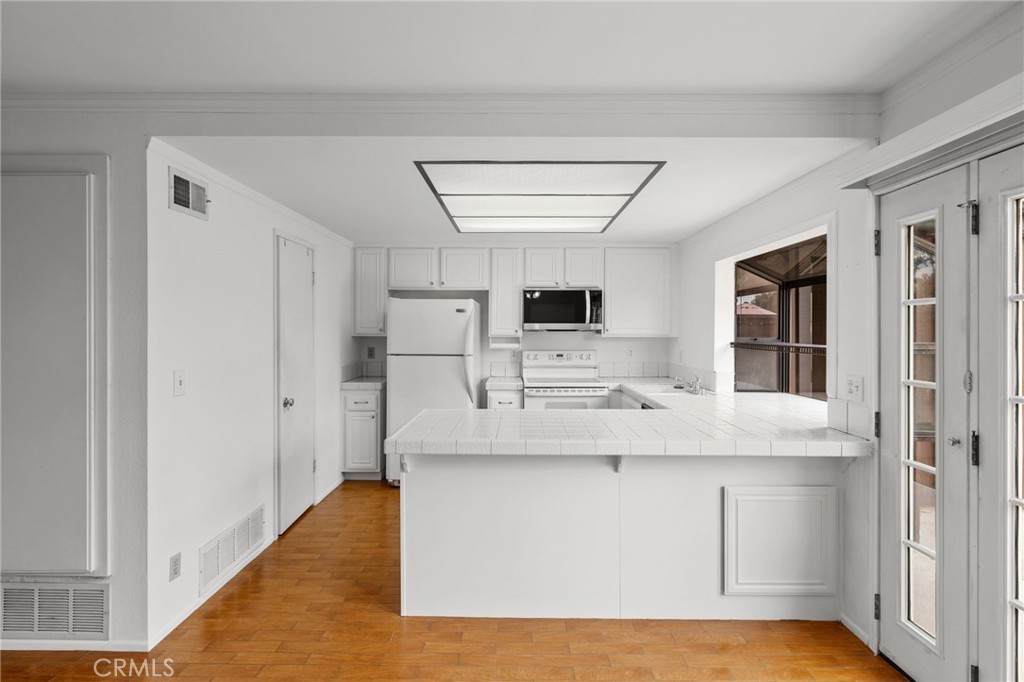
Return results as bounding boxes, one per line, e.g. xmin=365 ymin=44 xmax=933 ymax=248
xmin=386 ymin=384 xmax=871 ymax=621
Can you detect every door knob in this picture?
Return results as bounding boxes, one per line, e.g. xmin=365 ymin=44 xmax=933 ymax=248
xmin=947 ymin=436 xmax=961 ymax=446
xmin=283 ymin=397 xmax=295 ymax=408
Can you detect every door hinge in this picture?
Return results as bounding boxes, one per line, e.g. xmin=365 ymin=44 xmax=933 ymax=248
xmin=873 ymin=229 xmax=881 ymax=256
xmin=964 ymin=369 xmax=973 ymax=393
xmin=312 ymin=271 xmax=316 ymax=285
xmin=874 ymin=412 xmax=881 ymax=439
xmin=971 ymin=431 xmax=979 ymax=467
xmin=873 ymin=593 xmax=880 ymax=620
xmin=958 ymin=200 xmax=979 ymax=235
xmin=313 ymin=459 xmax=317 ymax=473
xmin=969 ymin=664 xmax=979 ymax=682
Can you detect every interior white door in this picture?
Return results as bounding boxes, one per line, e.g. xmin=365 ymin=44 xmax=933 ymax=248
xmin=879 ymin=166 xmax=970 ymax=681
xmin=276 ymin=236 xmax=315 ymax=534
xmin=977 ymin=144 xmax=1024 ymax=681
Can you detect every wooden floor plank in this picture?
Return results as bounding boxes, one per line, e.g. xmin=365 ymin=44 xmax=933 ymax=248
xmin=0 ymin=481 xmax=904 ymax=681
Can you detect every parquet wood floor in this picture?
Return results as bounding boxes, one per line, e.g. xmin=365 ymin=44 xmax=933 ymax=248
xmin=1 ymin=481 xmax=905 ymax=681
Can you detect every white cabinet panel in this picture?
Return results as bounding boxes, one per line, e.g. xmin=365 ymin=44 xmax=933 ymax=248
xmin=489 ymin=248 xmax=523 ymax=337
xmin=621 ymin=394 xmax=642 ymax=410
xmin=524 ymin=247 xmax=562 ymax=288
xmin=1 ymin=155 xmax=108 ymax=575
xmin=724 ymin=486 xmax=837 ymax=595
xmin=564 ymin=247 xmax=602 ymax=288
xmin=440 ymin=248 xmax=489 ymax=289
xmin=487 ymin=390 xmax=523 ymax=409
xmin=354 ymin=247 xmax=386 ymax=336
xmin=344 ymin=410 xmax=380 ymax=471
xmin=389 ymin=248 xmax=436 ymax=289
xmin=603 ymin=248 xmax=671 ymax=337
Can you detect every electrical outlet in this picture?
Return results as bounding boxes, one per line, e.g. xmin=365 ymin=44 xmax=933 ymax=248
xmin=846 ymin=374 xmax=864 ymax=402
xmin=172 ymin=370 xmax=186 ymax=397
xmin=627 ymin=346 xmax=636 ymax=358
xmin=367 ymin=346 xmax=376 ymax=360
xmin=169 ymin=552 xmax=181 ymax=581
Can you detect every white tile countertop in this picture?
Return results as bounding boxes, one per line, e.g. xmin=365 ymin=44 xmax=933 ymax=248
xmin=485 ymin=377 xmax=524 ymax=391
xmin=341 ymin=377 xmax=386 ymax=391
xmin=385 ymin=388 xmax=872 ymax=458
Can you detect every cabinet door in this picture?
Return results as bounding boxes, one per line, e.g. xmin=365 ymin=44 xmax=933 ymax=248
xmin=604 ymin=248 xmax=671 ymax=337
xmin=489 ymin=248 xmax=523 ymax=337
xmin=354 ymin=248 xmax=387 ymax=335
xmin=440 ymin=248 xmax=489 ymax=289
xmin=564 ymin=247 xmax=602 ymax=288
xmin=344 ymin=412 xmax=379 ymax=471
xmin=389 ymin=248 xmax=436 ymax=289
xmin=621 ymin=394 xmax=642 ymax=410
xmin=524 ymin=247 xmax=562 ymax=288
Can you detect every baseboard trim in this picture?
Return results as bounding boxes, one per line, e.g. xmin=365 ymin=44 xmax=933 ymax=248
xmin=1 ymin=638 xmax=149 ymax=652
xmin=146 ymin=534 xmax=276 ymax=651
xmin=341 ymin=472 xmax=382 ymax=481
xmin=841 ymin=613 xmax=874 ymax=650
xmin=315 ymin=477 xmax=344 ymax=504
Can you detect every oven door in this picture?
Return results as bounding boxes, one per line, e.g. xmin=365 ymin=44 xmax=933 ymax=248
xmin=524 ymin=389 xmax=609 ymax=410
xmin=522 ymin=289 xmax=601 ymax=331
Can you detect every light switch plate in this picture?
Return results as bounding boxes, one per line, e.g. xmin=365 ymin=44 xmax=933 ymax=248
xmin=173 ymin=369 xmax=186 ymax=397
xmin=169 ymin=552 xmax=181 ymax=581
xmin=845 ymin=374 xmax=864 ymax=402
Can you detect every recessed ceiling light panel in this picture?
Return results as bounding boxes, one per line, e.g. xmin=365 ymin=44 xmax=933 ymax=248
xmin=416 ymin=160 xmax=664 ymax=233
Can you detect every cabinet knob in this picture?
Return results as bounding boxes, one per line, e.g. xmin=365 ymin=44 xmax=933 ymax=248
xmin=430 ymin=281 xmax=434 ymax=286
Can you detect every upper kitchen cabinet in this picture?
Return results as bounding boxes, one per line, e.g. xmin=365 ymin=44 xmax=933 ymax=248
xmin=354 ymin=247 xmax=387 ymax=336
xmin=523 ymin=247 xmax=562 ymax=288
xmin=603 ymin=247 xmax=671 ymax=337
xmin=388 ymin=247 xmax=436 ymax=289
xmin=439 ymin=248 xmax=489 ymax=289
xmin=564 ymin=247 xmax=603 ymax=288
xmin=489 ymin=248 xmax=523 ymax=338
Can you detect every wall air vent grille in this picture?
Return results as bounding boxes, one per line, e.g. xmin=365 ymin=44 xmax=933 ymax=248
xmin=0 ymin=583 xmax=109 ymax=639
xmin=168 ymin=167 xmax=210 ymax=220
xmin=198 ymin=504 xmax=265 ymax=596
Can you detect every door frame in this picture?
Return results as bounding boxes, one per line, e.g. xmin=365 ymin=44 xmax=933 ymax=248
xmin=273 ymin=229 xmax=317 ymax=536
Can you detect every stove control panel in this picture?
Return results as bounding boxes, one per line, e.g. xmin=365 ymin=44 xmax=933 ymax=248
xmin=522 ymin=350 xmax=597 ymax=367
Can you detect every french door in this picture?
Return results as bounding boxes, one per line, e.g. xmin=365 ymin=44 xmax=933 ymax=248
xmin=978 ymin=144 xmax=1024 ymax=681
xmin=879 ymin=165 xmax=971 ymax=681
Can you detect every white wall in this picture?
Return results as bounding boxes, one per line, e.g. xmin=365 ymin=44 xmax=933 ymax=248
xmin=145 ymin=140 xmax=357 ymax=647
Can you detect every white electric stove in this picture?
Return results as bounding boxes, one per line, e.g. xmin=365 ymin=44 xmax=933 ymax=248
xmin=521 ymin=350 xmax=609 ymax=409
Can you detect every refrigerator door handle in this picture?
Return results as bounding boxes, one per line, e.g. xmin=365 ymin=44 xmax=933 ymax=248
xmin=464 ymin=354 xmax=476 ymax=406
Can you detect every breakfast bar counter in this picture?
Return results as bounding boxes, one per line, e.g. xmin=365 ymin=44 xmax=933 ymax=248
xmin=386 ymin=389 xmax=871 ymax=621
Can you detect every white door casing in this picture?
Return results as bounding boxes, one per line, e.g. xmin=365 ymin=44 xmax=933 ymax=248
xmin=878 ymin=166 xmax=970 ymax=681
xmin=276 ymin=235 xmax=316 ymax=534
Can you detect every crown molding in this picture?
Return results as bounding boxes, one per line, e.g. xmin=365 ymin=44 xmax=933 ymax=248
xmin=881 ymin=3 xmax=1024 ymax=113
xmin=1 ymin=92 xmax=882 ymax=116
xmin=841 ymin=74 xmax=1023 ymax=190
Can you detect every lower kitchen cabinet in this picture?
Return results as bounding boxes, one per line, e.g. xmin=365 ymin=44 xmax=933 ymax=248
xmin=343 ymin=390 xmax=384 ymax=474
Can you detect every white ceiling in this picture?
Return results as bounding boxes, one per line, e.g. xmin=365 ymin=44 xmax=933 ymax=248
xmin=1 ymin=2 xmax=1014 ymax=95
xmin=160 ymin=136 xmax=866 ymax=244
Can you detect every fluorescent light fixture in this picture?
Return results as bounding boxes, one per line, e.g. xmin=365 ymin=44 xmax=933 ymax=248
xmin=416 ymin=161 xmax=664 ymax=233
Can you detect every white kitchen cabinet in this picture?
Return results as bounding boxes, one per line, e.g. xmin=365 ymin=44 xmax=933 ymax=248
xmin=344 ymin=391 xmax=383 ymax=473
xmin=354 ymin=247 xmax=387 ymax=336
xmin=487 ymin=390 xmax=524 ymax=409
xmin=489 ymin=248 xmax=523 ymax=338
xmin=389 ymin=247 xmax=437 ymax=289
xmin=564 ymin=247 xmax=603 ymax=288
xmin=440 ymin=248 xmax=489 ymax=289
xmin=603 ymin=247 xmax=672 ymax=337
xmin=524 ymin=247 xmax=562 ymax=288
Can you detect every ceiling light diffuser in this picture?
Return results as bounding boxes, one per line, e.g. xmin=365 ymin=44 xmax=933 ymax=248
xmin=416 ymin=160 xmax=664 ymax=233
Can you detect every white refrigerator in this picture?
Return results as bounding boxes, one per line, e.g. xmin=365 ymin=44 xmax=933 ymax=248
xmin=386 ymin=298 xmax=480 ymax=482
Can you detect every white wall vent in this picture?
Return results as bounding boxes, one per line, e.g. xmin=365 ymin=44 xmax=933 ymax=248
xmin=0 ymin=583 xmax=109 ymax=639
xmin=168 ymin=167 xmax=210 ymax=220
xmin=198 ymin=505 xmax=265 ymax=595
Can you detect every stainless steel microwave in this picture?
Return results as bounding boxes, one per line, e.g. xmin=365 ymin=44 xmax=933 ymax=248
xmin=522 ymin=289 xmax=602 ymax=332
